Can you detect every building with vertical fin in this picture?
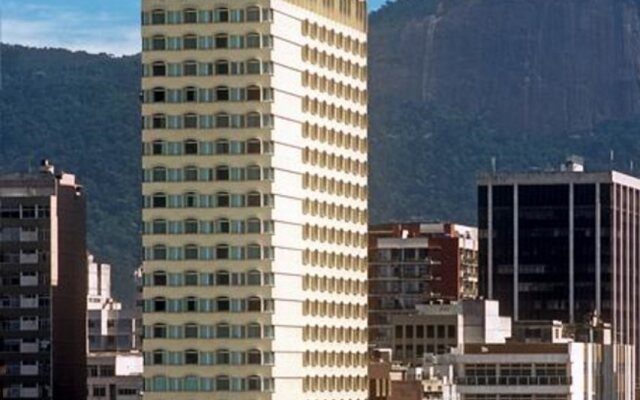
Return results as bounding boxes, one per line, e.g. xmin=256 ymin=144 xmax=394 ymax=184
xmin=87 ymin=254 xmax=143 ymax=400
xmin=368 ymin=223 xmax=478 ymax=348
xmin=140 ymin=0 xmax=368 ymax=398
xmin=87 ymin=255 xmax=140 ymax=353
xmin=477 ymin=157 xmax=639 ymax=389
xmin=0 ymin=161 xmax=87 ymax=400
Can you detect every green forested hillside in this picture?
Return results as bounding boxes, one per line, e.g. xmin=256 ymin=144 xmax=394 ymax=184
xmin=4 ymin=0 xmax=640 ymax=301
xmin=0 ymin=45 xmax=141 ymax=302
xmin=368 ymin=102 xmax=640 ymax=223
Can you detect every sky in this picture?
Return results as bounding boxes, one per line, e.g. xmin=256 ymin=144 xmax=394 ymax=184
xmin=1 ymin=0 xmax=386 ymax=56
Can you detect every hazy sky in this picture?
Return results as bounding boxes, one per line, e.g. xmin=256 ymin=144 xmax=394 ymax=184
xmin=2 ymin=0 xmax=386 ymax=56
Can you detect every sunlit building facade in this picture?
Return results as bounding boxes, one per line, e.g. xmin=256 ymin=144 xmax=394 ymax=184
xmin=140 ymin=0 xmax=368 ymax=398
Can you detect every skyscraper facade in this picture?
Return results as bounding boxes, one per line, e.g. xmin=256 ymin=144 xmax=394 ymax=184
xmin=140 ymin=0 xmax=368 ymax=398
xmin=0 ymin=163 xmax=87 ymax=400
xmin=477 ymin=160 xmax=639 ymax=386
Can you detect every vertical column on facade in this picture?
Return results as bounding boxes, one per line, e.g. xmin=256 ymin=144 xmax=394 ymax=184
xmin=569 ymin=183 xmax=575 ymax=323
xmin=613 ymin=183 xmax=618 ymax=344
xmin=632 ymin=188 xmax=637 ymax=354
xmin=625 ymin=186 xmax=631 ymax=345
xmin=487 ymin=183 xmax=493 ymax=299
xmin=636 ymin=186 xmax=640 ymax=396
xmin=595 ymin=183 xmax=601 ymax=315
xmin=513 ymin=184 xmax=519 ymax=321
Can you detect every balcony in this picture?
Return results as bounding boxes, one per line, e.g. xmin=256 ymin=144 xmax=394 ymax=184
xmin=20 ymin=318 xmax=38 ymax=331
xmin=20 ymin=296 xmax=38 ymax=309
xmin=2 ymin=384 xmax=40 ymax=398
xmin=20 ymin=363 xmax=39 ymax=376
xmin=21 ymin=387 xmax=40 ymax=398
xmin=20 ymin=274 xmax=38 ymax=287
xmin=19 ymin=252 xmax=38 ymax=264
xmin=20 ymin=229 xmax=38 ymax=242
xmin=20 ymin=341 xmax=38 ymax=353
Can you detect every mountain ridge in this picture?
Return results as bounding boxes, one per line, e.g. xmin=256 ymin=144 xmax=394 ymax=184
xmin=4 ymin=0 xmax=640 ymax=298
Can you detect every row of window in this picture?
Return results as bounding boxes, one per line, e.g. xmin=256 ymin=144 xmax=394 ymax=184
xmin=302 ymin=326 xmax=367 ymax=344
xmin=143 ymin=86 xmax=274 ymax=103
xmin=302 ymin=97 xmax=366 ymax=128
xmin=302 ymin=249 xmax=368 ymax=272
xmin=395 ymin=324 xmax=457 ymax=340
xmin=145 ymin=322 xmax=274 ymax=339
xmin=142 ymin=59 xmax=273 ymax=77
xmin=143 ymin=192 xmax=274 ymax=209
xmin=145 ymin=375 xmax=274 ymax=392
xmin=144 ymin=296 xmax=274 ymax=313
xmin=457 ymin=376 xmax=571 ymax=387
xmin=302 ymin=275 xmax=366 ymax=295
xmin=302 ymin=123 xmax=367 ymax=153
xmin=303 ymin=351 xmax=367 ymax=367
xmin=302 ymin=20 xmax=366 ymax=57
xmin=302 ymin=376 xmax=367 ymax=393
xmin=303 ymin=147 xmax=367 ymax=176
xmin=143 ymin=244 xmax=275 ymax=261
xmin=146 ymin=349 xmax=273 ymax=366
xmin=142 ymin=113 xmax=274 ymax=130
xmin=303 ymin=199 xmax=367 ymax=224
xmin=394 ymin=343 xmax=453 ymax=358
xmin=144 ymin=138 xmax=271 ymax=156
xmin=0 ymin=295 xmax=49 ymax=308
xmin=464 ymin=396 xmax=567 ymax=400
xmin=302 ymin=46 xmax=366 ymax=81
xmin=0 ymin=205 xmax=50 ymax=219
xmin=302 ymin=300 xmax=366 ymax=319
xmin=303 ymin=224 xmax=366 ymax=248
xmin=142 ymin=7 xmax=271 ymax=25
xmin=91 ymin=387 xmax=138 ymax=397
xmin=143 ymin=166 xmax=274 ymax=183
xmin=302 ymin=173 xmax=367 ymax=200
xmin=303 ymin=71 xmax=367 ymax=105
xmin=464 ymin=363 xmax=567 ymax=377
xmin=143 ymin=33 xmax=273 ymax=51
xmin=145 ymin=270 xmax=273 ymax=287
xmin=143 ymin=218 xmax=274 ymax=236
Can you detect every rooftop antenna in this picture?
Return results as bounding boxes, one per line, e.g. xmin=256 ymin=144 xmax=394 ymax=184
xmin=610 ymin=150 xmax=615 ymax=168
xmin=491 ymin=157 xmax=496 ymax=174
xmin=631 ymin=160 xmax=635 ymax=174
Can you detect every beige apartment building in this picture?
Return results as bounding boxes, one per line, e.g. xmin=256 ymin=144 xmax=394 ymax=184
xmin=140 ymin=0 xmax=368 ymax=399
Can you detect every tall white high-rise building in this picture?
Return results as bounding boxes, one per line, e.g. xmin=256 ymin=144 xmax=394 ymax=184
xmin=140 ymin=0 xmax=368 ymax=398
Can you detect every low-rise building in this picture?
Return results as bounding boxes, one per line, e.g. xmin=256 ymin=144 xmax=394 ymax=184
xmin=423 ymin=320 xmax=634 ymax=400
xmin=87 ymin=255 xmax=140 ymax=352
xmin=390 ymin=299 xmax=511 ymax=364
xmin=377 ymin=299 xmax=634 ymax=399
xmin=370 ymin=349 xmax=393 ymax=400
xmin=87 ymin=353 xmax=142 ymax=400
xmin=87 ymin=255 xmax=142 ymax=399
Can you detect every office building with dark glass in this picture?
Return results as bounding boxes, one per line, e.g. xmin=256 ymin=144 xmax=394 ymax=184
xmin=478 ymin=159 xmax=639 ymax=383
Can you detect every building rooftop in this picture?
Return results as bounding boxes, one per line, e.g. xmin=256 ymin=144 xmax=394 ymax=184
xmin=464 ymin=342 xmax=569 ymax=354
xmin=478 ymin=169 xmax=640 ymax=187
xmin=0 ymin=161 xmax=81 ymax=195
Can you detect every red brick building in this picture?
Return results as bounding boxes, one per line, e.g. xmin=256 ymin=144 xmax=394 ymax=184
xmin=369 ymin=223 xmax=478 ymax=347
xmin=369 ymin=349 xmax=422 ymax=400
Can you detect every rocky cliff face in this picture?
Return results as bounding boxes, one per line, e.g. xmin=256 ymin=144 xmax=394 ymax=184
xmin=370 ymin=0 xmax=640 ymax=136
